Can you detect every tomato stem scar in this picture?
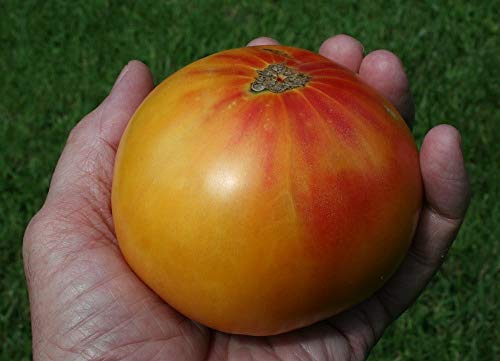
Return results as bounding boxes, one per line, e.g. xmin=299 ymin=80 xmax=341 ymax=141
xmin=250 ymin=63 xmax=310 ymax=93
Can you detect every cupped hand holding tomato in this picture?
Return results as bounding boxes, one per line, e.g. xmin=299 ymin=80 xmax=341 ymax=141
xmin=24 ymin=35 xmax=470 ymax=360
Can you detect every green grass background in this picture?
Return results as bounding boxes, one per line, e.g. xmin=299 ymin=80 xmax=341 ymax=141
xmin=1 ymin=0 xmax=498 ymax=359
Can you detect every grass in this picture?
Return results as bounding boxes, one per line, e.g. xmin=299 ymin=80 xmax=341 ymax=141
xmin=1 ymin=0 xmax=498 ymax=359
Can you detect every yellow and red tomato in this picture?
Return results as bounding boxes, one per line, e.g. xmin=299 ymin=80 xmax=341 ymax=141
xmin=112 ymin=45 xmax=422 ymax=336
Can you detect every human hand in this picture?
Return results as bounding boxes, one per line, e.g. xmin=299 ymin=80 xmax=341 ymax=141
xmin=24 ymin=35 xmax=470 ymax=360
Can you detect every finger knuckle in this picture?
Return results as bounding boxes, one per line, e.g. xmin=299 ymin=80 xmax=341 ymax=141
xmin=23 ymin=208 xmax=50 ymax=258
xmin=66 ymin=119 xmax=89 ymax=146
xmin=65 ymin=108 xmax=101 ymax=146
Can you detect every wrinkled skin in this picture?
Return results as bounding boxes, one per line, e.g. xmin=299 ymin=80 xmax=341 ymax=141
xmin=23 ymin=35 xmax=470 ymax=361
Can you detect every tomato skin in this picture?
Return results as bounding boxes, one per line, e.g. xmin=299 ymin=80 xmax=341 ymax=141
xmin=112 ymin=45 xmax=422 ymax=336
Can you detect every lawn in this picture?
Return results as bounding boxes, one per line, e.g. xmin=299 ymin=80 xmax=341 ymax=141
xmin=1 ymin=0 xmax=498 ymax=359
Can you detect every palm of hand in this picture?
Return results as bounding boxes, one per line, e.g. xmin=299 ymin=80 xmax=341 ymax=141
xmin=24 ymin=36 xmax=469 ymax=361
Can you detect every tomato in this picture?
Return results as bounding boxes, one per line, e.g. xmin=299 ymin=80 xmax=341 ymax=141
xmin=112 ymin=45 xmax=422 ymax=336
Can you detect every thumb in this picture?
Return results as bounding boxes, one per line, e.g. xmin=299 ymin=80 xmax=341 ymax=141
xmin=101 ymin=60 xmax=155 ymax=147
xmin=46 ymin=60 xmax=154 ymax=204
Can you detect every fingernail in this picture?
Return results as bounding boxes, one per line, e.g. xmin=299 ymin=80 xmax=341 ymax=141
xmin=113 ymin=63 xmax=130 ymax=89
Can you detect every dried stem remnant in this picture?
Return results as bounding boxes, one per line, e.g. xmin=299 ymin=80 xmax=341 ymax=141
xmin=251 ymin=63 xmax=310 ymax=93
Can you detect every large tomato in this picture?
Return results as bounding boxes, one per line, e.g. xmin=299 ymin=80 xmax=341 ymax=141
xmin=112 ymin=45 xmax=422 ymax=336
